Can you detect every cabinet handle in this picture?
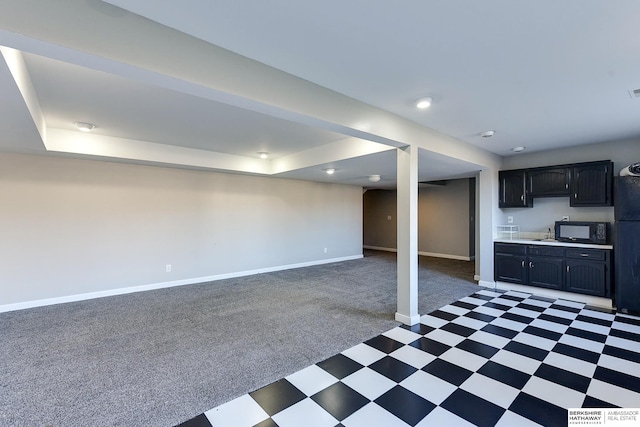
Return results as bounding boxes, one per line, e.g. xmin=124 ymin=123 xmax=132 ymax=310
xmin=529 ymin=261 xmax=533 ymax=268
xmin=565 ymin=183 xmax=568 ymax=189
xmin=520 ymin=195 xmax=524 ymax=201
xmin=521 ymin=260 xmax=525 ymax=268
xmin=580 ymin=253 xmax=588 ymax=257
xmin=575 ymin=193 xmax=578 ymax=198
xmin=567 ymin=265 xmax=570 ymax=272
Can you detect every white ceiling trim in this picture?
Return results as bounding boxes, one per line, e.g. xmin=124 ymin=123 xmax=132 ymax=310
xmin=271 ymin=138 xmax=394 ymax=175
xmin=45 ymin=128 xmax=271 ymax=174
xmin=0 ymin=46 xmax=46 ymax=147
xmin=44 ymin=131 xmax=400 ymax=178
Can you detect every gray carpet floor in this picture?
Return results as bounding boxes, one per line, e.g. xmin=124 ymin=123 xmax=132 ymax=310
xmin=0 ymin=250 xmax=478 ymax=427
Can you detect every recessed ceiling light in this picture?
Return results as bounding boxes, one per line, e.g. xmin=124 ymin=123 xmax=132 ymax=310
xmin=415 ymin=97 xmax=432 ymax=109
xmin=368 ymin=175 xmax=381 ymax=182
xmin=257 ymin=152 xmax=270 ymax=159
xmin=323 ymin=168 xmax=336 ymax=175
xmin=480 ymin=130 xmax=495 ymax=138
xmin=75 ymin=122 xmax=96 ymax=132
xmin=512 ymin=146 xmax=526 ymax=152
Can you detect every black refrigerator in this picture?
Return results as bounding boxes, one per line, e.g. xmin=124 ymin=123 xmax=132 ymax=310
xmin=614 ymin=176 xmax=640 ymax=314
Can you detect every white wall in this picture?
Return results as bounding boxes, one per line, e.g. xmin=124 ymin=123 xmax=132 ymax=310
xmin=362 ymin=178 xmax=473 ymax=259
xmin=0 ymin=153 xmax=363 ymax=308
xmin=418 ymin=180 xmax=472 ymax=259
xmin=501 ymin=137 xmax=640 ymax=172
xmin=362 ymin=189 xmax=397 ymax=250
xmin=498 ymin=138 xmax=640 ymax=233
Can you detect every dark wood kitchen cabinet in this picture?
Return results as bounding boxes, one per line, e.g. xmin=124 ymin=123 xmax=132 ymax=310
xmin=499 ymin=170 xmax=531 ymax=208
xmin=495 ymin=256 xmax=528 ymax=284
xmin=527 ymin=167 xmax=570 ymax=197
xmin=528 ymin=256 xmax=564 ymax=290
xmin=564 ymin=248 xmax=611 ymax=296
xmin=498 ymin=160 xmax=612 ymax=208
xmin=570 ymin=161 xmax=613 ymax=207
xmin=527 ymin=245 xmax=564 ymax=290
xmin=494 ymin=243 xmax=527 ymax=284
xmin=494 ymin=243 xmax=611 ymax=298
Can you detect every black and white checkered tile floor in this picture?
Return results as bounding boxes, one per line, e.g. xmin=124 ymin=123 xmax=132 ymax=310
xmin=178 ymin=289 xmax=640 ymax=427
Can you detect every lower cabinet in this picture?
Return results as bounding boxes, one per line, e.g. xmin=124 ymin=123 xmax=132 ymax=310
xmin=495 ymin=243 xmax=527 ymax=284
xmin=495 ymin=253 xmax=527 ymax=284
xmin=528 ymin=256 xmax=564 ymax=290
xmin=564 ymin=248 xmax=611 ymax=296
xmin=494 ymin=243 xmax=611 ymax=297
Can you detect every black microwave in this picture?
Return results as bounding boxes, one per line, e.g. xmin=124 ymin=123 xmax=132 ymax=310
xmin=555 ymin=221 xmax=608 ymax=244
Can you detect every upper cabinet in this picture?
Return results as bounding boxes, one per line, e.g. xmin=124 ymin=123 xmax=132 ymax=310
xmin=499 ymin=160 xmax=613 ymax=208
xmin=528 ymin=167 xmax=570 ymax=197
xmin=570 ymin=161 xmax=613 ymax=207
xmin=499 ymin=170 xmax=531 ymax=208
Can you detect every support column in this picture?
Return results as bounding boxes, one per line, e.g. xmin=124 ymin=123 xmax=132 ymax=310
xmin=477 ymin=167 xmax=499 ymax=288
xmin=395 ymin=145 xmax=420 ymax=325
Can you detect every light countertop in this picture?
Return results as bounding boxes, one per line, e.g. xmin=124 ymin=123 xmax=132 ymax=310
xmin=494 ymin=238 xmax=613 ymax=250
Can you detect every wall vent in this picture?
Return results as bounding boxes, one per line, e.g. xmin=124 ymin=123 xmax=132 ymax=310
xmin=631 ymin=88 xmax=640 ymax=98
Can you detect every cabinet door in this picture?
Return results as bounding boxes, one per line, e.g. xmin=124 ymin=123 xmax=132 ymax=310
xmin=495 ymin=253 xmax=528 ymax=284
xmin=571 ymin=161 xmax=612 ymax=206
xmin=565 ymin=260 xmax=607 ymax=296
xmin=528 ymin=167 xmax=570 ymax=197
xmin=499 ymin=170 xmax=531 ymax=208
xmin=528 ymin=256 xmax=564 ymax=290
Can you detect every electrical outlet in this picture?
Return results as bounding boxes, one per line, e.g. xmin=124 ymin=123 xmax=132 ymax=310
xmin=166 ymin=264 xmax=172 ymax=272
xmin=387 ymin=215 xmax=392 ymax=221
xmin=507 ymin=216 xmax=513 ymax=224
xmin=562 ymin=216 xmax=569 ymax=221
xmin=323 ymin=248 xmax=327 ymax=253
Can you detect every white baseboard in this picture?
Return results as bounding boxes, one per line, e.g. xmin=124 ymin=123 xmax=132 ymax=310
xmin=395 ymin=312 xmax=421 ymax=326
xmin=418 ymin=251 xmax=471 ymax=261
xmin=478 ymin=280 xmax=497 ymax=289
xmin=0 ymin=254 xmax=363 ymax=314
xmin=363 ymin=245 xmax=397 ymax=253
xmin=363 ymin=245 xmax=472 ymax=261
xmin=490 ymin=280 xmax=613 ymax=309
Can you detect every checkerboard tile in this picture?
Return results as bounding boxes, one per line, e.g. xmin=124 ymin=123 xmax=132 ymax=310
xmin=177 ymin=290 xmax=640 ymax=427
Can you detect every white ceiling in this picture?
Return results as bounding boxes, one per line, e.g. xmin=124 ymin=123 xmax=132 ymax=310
xmin=22 ymin=52 xmax=347 ymax=159
xmin=1 ymin=0 xmax=639 ymax=188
